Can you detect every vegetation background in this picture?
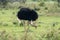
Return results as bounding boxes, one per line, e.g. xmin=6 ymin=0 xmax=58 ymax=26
xmin=0 ymin=0 xmax=60 ymax=40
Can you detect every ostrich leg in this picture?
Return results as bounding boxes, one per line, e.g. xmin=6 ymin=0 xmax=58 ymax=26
xmin=30 ymin=21 xmax=37 ymax=29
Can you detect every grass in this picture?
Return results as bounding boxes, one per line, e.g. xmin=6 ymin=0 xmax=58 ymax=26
xmin=0 ymin=9 xmax=60 ymax=40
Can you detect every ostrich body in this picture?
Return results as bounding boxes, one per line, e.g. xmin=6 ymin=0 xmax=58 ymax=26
xmin=17 ymin=8 xmax=38 ymax=28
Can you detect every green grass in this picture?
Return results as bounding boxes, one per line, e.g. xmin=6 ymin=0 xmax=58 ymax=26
xmin=0 ymin=9 xmax=60 ymax=40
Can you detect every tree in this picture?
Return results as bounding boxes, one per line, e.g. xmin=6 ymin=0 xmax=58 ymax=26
xmin=0 ymin=0 xmax=8 ymax=8
xmin=20 ymin=0 xmax=26 ymax=3
xmin=57 ymin=0 xmax=60 ymax=7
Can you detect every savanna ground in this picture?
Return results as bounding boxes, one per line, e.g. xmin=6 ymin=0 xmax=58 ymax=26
xmin=0 ymin=1 xmax=60 ymax=40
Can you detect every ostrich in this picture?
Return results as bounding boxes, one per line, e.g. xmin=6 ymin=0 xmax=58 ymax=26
xmin=17 ymin=8 xmax=38 ymax=29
